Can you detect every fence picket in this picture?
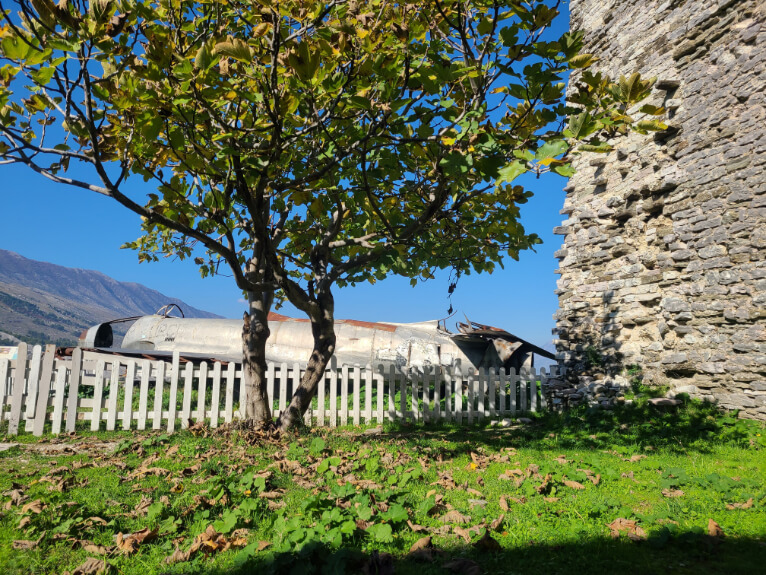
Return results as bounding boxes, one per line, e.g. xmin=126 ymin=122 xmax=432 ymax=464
xmin=455 ymin=369 xmax=463 ymax=424
xmin=137 ymin=360 xmax=151 ymax=430
xmin=224 ymin=363 xmax=235 ymax=424
xmin=51 ymin=367 xmax=67 ymax=434
xmin=278 ymin=363 xmax=288 ymax=418
xmin=32 ymin=345 xmax=56 ymax=436
xmin=64 ymin=347 xmax=81 ymax=433
xmin=167 ymin=352 xmax=180 ymax=432
xmin=122 ymin=361 xmax=136 ymax=430
xmin=352 ymin=365 xmax=361 ymax=425
xmin=466 ymin=369 xmax=475 ymax=424
xmin=433 ymin=366 xmax=441 ymax=421
xmin=180 ymin=362 xmax=194 ymax=428
xmin=387 ymin=365 xmax=397 ymax=421
xmin=329 ymin=357 xmax=338 ymax=427
xmin=488 ymin=367 xmax=497 ymax=419
xmin=23 ymin=345 xmax=42 ymax=432
xmin=197 ymin=362 xmax=208 ymax=422
xmin=318 ymin=365 xmax=326 ymax=426
xmin=0 ymin=358 xmax=9 ymax=425
xmin=8 ymin=342 xmax=28 ymax=435
xmin=499 ymin=368 xmax=507 ymax=417
xmin=400 ymin=369 xmax=407 ymax=422
xmin=340 ymin=365 xmax=349 ymax=426
xmin=443 ymin=367 xmax=452 ymax=421
xmin=519 ymin=368 xmax=528 ymax=413
xmin=105 ymin=360 xmax=120 ymax=431
xmin=411 ymin=371 xmax=419 ymax=422
xmin=91 ymin=360 xmax=106 ymax=431
xmin=267 ymin=363 xmax=275 ymax=414
xmin=376 ymin=365 xmax=384 ymax=423
xmin=209 ymin=362 xmax=221 ymax=428
xmin=364 ymin=365 xmax=373 ymax=424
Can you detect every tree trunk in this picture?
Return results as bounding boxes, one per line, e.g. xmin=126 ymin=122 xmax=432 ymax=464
xmin=278 ymin=297 xmax=336 ymax=431
xmin=242 ymin=260 xmax=274 ymax=428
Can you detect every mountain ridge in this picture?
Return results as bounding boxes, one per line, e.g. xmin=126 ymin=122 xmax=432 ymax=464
xmin=0 ymin=249 xmax=221 ymax=346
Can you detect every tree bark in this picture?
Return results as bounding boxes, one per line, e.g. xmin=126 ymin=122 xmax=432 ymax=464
xmin=277 ymin=294 xmax=336 ymax=431
xmin=242 ymin=258 xmax=274 ymax=428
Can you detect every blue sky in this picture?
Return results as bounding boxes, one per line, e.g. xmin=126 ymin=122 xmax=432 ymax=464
xmin=0 ymin=4 xmax=570 ymax=351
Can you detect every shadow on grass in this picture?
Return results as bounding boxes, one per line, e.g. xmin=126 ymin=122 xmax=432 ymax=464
xmin=202 ymin=532 xmax=766 ymax=575
xmin=361 ymin=399 xmax=764 ymax=456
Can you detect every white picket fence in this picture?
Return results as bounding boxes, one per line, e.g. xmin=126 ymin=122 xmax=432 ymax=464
xmin=0 ymin=343 xmax=564 ymax=436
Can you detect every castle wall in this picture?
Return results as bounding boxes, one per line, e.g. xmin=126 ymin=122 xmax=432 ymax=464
xmin=554 ymin=0 xmax=766 ymax=418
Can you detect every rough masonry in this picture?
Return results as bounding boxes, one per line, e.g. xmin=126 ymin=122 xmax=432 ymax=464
xmin=554 ymin=0 xmax=765 ymax=418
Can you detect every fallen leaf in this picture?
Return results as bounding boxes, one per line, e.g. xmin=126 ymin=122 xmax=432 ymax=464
xmin=21 ymin=500 xmax=44 ymax=514
xmin=499 ymin=496 xmax=509 ymax=511
xmin=453 ymin=526 xmax=472 ymax=542
xmin=473 ymin=530 xmax=502 ymax=551
xmin=70 ymin=557 xmax=110 ymax=575
xmin=563 ymin=480 xmax=585 ymax=490
xmin=116 ymin=527 xmax=158 ymax=555
xmin=466 ymin=488 xmax=483 ymax=497
xmin=606 ymin=518 xmax=646 ymax=540
xmin=726 ymin=498 xmax=753 ymax=510
xmin=508 ymin=496 xmax=526 ymax=504
xmin=490 ymin=514 xmax=505 ymax=532
xmin=407 ymin=520 xmax=427 ymax=532
xmin=12 ymin=536 xmax=42 ymax=550
xmin=256 ymin=540 xmax=271 ymax=552
xmin=625 ymin=455 xmax=646 ymax=463
xmin=543 ymin=497 xmax=560 ymax=503
xmin=440 ymin=510 xmax=471 ymax=524
xmin=588 ymin=474 xmax=601 ymax=486
xmin=409 ymin=535 xmax=432 ymax=552
xmin=662 ymin=489 xmax=684 ymax=498
xmin=166 ymin=445 xmax=179 ymax=457
xmin=707 ymin=519 xmax=724 ymax=537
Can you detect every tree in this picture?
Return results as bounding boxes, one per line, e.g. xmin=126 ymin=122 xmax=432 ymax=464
xmin=0 ymin=0 xmax=664 ymax=430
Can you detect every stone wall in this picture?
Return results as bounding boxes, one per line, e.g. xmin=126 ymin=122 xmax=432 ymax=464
xmin=554 ymin=0 xmax=766 ymax=418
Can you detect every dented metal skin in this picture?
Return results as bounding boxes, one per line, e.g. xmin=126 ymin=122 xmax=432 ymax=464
xmin=80 ymin=309 xmax=554 ymax=374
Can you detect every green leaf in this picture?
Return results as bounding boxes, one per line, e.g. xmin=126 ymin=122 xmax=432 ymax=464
xmin=366 ymin=523 xmax=393 ymax=543
xmin=553 ymin=163 xmax=576 ymax=177
xmin=310 ymin=437 xmax=327 ymax=455
xmin=536 ymin=140 xmax=568 ymax=161
xmin=569 ymin=53 xmax=597 ymax=68
xmin=1 ymin=36 xmax=30 ymax=61
xmin=31 ymin=67 xmax=55 ymax=86
xmin=496 ymin=160 xmax=526 ymax=186
xmin=213 ymin=38 xmax=252 ymax=63
xmin=639 ymin=104 xmax=665 ymax=116
xmin=578 ymin=142 xmax=612 ymax=153
xmin=635 ymin=119 xmax=668 ymax=132
xmin=195 ymin=43 xmax=213 ymax=70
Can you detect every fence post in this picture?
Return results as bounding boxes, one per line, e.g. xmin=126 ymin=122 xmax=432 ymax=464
xmin=106 ymin=359 xmax=120 ymax=431
xmin=167 ymin=352 xmax=180 ymax=432
xmin=64 ymin=347 xmax=82 ymax=433
xmin=51 ymin=367 xmax=66 ymax=435
xmin=8 ymin=342 xmax=28 ymax=436
xmin=224 ymin=362 xmax=235 ymax=424
xmin=0 ymin=358 xmax=9 ymax=427
xmin=32 ymin=345 xmax=56 ymax=436
xmin=90 ymin=359 xmax=106 ymax=432
xmin=122 ymin=361 xmax=136 ymax=431
xmin=209 ymin=361 xmax=221 ymax=428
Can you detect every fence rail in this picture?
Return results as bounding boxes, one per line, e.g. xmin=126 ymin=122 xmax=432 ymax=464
xmin=0 ymin=344 xmax=563 ymax=436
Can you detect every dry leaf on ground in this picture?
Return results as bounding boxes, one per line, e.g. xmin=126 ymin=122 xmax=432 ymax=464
xmin=409 ymin=535 xmax=432 ymax=552
xmin=473 ymin=530 xmax=502 ymax=551
xmin=707 ymin=519 xmax=724 ymax=537
xmin=606 ymin=518 xmax=646 ymax=541
xmin=563 ymin=480 xmax=585 ymax=490
xmin=726 ymin=498 xmax=753 ymax=510
xmin=68 ymin=557 xmax=110 ymax=575
xmin=662 ymin=489 xmax=684 ymax=498
xmin=440 ymin=510 xmax=471 ymax=524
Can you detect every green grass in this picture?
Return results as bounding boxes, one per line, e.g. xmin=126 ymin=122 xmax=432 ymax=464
xmin=1 ymin=398 xmax=764 ymax=574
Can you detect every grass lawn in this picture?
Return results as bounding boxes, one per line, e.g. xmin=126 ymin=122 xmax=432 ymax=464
xmin=1 ymin=398 xmax=764 ymax=575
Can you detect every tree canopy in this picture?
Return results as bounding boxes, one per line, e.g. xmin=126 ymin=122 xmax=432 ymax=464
xmin=0 ymin=0 xmax=664 ymax=428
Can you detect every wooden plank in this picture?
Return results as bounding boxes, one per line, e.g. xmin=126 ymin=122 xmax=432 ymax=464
xmin=400 ymin=369 xmax=407 ymax=422
xmin=277 ymin=363 xmax=288 ymax=419
xmin=411 ymin=371 xmax=419 ymax=422
xmin=122 ymin=361 xmax=136 ymax=431
xmin=196 ymin=362 xmax=208 ymax=423
xmin=32 ymin=345 xmax=56 ymax=436
xmin=487 ymin=368 xmax=497 ymax=419
xmin=467 ymin=369 xmax=476 ymax=424
xmin=519 ymin=368 xmax=528 ymax=413
xmin=537 ymin=367 xmax=547 ymax=412
xmin=364 ymin=365 xmax=373 ymax=424
xmin=352 ymin=365 xmax=361 ymax=425
xmin=0 ymin=358 xmax=9 ymax=424
xmin=499 ymin=368 xmax=507 ymax=417
xmin=477 ymin=367 xmax=486 ymax=422
xmin=23 ymin=345 xmax=42 ymax=432
xmin=51 ymin=367 xmax=67 ymax=434
xmin=421 ymin=368 xmax=430 ymax=423
xmin=167 ymin=352 xmax=180 ymax=432
xmin=329 ymin=357 xmax=338 ymax=427
xmin=455 ymin=369 xmax=464 ymax=424
xmin=376 ymin=365 xmax=385 ymax=423
xmin=105 ymin=360 xmax=120 ymax=431
xmin=266 ymin=363 xmax=275 ymax=414
xmin=509 ymin=368 xmax=517 ymax=416
xmin=8 ymin=343 xmax=28 ymax=435
xmin=387 ymin=365 xmax=396 ymax=421
xmin=224 ymin=362 xmax=235 ymax=424
xmin=209 ymin=361 xmax=222 ymax=428
xmin=317 ymin=364 xmax=326 ymax=426
xmin=433 ymin=366 xmax=441 ymax=420
xmin=180 ymin=362 xmax=194 ymax=428
xmin=90 ymin=360 xmax=106 ymax=431
xmin=64 ymin=346 xmax=81 ymax=433
xmin=237 ymin=364 xmax=247 ymax=420
xmin=137 ymin=360 xmax=151 ymax=430
xmin=151 ymin=361 xmax=165 ymax=430
xmin=340 ymin=364 xmax=349 ymax=426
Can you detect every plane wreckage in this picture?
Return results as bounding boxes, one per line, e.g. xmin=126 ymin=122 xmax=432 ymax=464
xmin=79 ymin=305 xmax=555 ymax=373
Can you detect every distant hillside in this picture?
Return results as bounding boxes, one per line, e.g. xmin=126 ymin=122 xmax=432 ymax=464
xmin=0 ymin=250 xmax=221 ymax=346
